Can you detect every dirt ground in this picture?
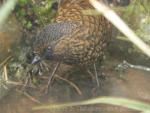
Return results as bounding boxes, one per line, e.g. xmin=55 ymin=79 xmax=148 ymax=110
xmin=0 ymin=57 xmax=150 ymax=113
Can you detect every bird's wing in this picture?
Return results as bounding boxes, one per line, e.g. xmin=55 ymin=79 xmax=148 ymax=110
xmin=51 ymin=25 xmax=99 ymax=64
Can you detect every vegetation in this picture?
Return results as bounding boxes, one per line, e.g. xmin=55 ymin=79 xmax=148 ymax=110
xmin=33 ymin=97 xmax=150 ymax=113
xmin=0 ymin=0 xmax=150 ymax=112
xmin=15 ymin=0 xmax=57 ymax=30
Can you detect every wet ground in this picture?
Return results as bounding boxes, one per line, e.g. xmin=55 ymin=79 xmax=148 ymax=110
xmin=0 ymin=57 xmax=150 ymax=113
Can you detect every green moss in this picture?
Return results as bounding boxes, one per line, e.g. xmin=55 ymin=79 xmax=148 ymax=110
xmin=15 ymin=0 xmax=58 ymax=30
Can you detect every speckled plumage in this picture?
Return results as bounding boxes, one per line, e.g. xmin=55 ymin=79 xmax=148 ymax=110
xmin=32 ymin=0 xmax=127 ymax=65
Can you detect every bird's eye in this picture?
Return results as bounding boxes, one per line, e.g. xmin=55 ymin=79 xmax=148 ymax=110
xmin=46 ymin=46 xmax=52 ymax=52
xmin=48 ymin=46 xmax=51 ymax=49
xmin=43 ymin=46 xmax=53 ymax=59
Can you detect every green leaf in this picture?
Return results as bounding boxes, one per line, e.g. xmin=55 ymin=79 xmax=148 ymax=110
xmin=26 ymin=21 xmax=32 ymax=29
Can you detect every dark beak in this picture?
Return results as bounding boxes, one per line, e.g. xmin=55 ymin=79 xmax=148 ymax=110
xmin=31 ymin=55 xmax=41 ymax=64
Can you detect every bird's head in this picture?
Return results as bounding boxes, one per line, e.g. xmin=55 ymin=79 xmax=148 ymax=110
xmin=30 ymin=21 xmax=79 ymax=65
xmin=31 ymin=46 xmax=54 ymax=64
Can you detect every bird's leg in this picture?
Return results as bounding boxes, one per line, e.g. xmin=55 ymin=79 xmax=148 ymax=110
xmin=93 ymin=63 xmax=100 ymax=87
xmin=45 ymin=62 xmax=61 ymax=94
xmin=86 ymin=63 xmax=100 ymax=87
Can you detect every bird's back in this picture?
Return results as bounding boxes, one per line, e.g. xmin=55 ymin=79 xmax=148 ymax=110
xmin=52 ymin=0 xmax=112 ymax=65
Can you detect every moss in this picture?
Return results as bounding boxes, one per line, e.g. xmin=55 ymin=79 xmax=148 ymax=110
xmin=14 ymin=0 xmax=58 ymax=30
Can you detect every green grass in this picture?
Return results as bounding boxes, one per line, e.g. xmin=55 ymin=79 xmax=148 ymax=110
xmin=33 ymin=97 xmax=150 ymax=113
xmin=0 ymin=0 xmax=17 ymax=26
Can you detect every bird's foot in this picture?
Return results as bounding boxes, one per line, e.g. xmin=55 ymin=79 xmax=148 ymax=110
xmin=87 ymin=63 xmax=106 ymax=88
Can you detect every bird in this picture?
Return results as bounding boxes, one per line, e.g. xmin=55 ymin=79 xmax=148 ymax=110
xmin=30 ymin=0 xmax=130 ymax=92
xmin=32 ymin=0 xmax=112 ymax=65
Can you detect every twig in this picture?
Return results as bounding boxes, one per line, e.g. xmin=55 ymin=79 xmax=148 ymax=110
xmin=16 ymin=89 xmax=41 ymax=104
xmin=21 ymin=73 xmax=32 ymax=90
xmin=87 ymin=69 xmax=95 ymax=80
xmin=117 ymin=60 xmax=150 ymax=72
xmin=0 ymin=56 xmax=12 ymax=69
xmin=45 ymin=62 xmax=61 ymax=94
xmin=3 ymin=65 xmax=8 ymax=81
xmin=55 ymin=74 xmax=82 ymax=95
xmin=6 ymin=80 xmax=35 ymax=88
xmin=39 ymin=75 xmax=82 ymax=95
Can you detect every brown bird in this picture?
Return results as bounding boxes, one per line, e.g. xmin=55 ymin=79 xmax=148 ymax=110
xmin=31 ymin=0 xmax=129 ymax=91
